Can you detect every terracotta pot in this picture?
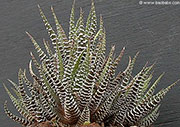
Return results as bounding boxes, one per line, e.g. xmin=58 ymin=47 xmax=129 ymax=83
xmin=80 ymin=122 xmax=101 ymax=127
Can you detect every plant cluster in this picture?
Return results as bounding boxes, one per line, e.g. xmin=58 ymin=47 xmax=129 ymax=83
xmin=4 ymin=1 xmax=179 ymax=127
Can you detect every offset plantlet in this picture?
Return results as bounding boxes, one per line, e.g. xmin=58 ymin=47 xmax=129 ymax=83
xmin=3 ymin=1 xmax=179 ymax=127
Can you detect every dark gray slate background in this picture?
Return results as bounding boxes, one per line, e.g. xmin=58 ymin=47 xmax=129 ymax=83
xmin=0 ymin=0 xmax=180 ymax=126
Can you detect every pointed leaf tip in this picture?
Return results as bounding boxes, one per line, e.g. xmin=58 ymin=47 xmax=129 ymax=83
xmin=80 ymin=7 xmax=83 ymax=14
xmin=73 ymin=0 xmax=75 ymax=6
xmin=112 ymin=45 xmax=115 ymax=49
xmin=51 ymin=5 xmax=53 ymax=10
xmin=91 ymin=0 xmax=95 ymax=6
xmin=29 ymin=60 xmax=33 ymax=71
xmin=4 ymin=100 xmax=7 ymax=104
xmin=30 ymin=52 xmax=33 ymax=57
xmin=37 ymin=4 xmax=41 ymax=9
xmin=51 ymin=6 xmax=54 ymax=13
xmin=25 ymin=31 xmax=32 ymax=39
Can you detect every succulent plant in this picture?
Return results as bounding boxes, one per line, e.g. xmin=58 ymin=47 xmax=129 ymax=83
xmin=3 ymin=1 xmax=179 ymax=127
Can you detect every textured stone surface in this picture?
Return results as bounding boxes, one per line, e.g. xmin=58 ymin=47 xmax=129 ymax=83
xmin=0 ymin=0 xmax=180 ymax=126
